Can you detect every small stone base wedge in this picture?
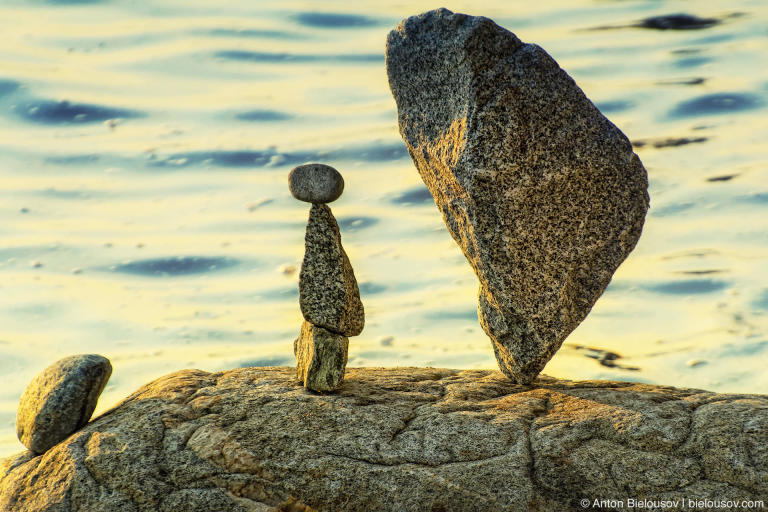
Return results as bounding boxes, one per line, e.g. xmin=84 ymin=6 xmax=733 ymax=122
xmin=294 ymin=321 xmax=349 ymax=392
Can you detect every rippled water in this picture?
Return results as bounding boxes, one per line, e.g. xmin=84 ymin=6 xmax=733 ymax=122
xmin=1 ymin=0 xmax=767 ymax=456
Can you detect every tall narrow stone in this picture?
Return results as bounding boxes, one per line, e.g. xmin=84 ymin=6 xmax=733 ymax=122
xmin=299 ymin=204 xmax=364 ymax=337
xmin=386 ymin=9 xmax=649 ymax=384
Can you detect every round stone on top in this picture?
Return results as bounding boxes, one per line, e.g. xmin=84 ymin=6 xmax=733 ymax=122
xmin=289 ymin=163 xmax=344 ymax=204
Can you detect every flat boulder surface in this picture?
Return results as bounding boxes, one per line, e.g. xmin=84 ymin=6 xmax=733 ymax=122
xmin=2 ymin=367 xmax=766 ymax=511
xmin=386 ymin=9 xmax=650 ymax=384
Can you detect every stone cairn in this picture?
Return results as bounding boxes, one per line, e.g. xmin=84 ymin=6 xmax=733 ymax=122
xmin=16 ymin=354 xmax=111 ymax=454
xmin=289 ymin=163 xmax=365 ymax=392
xmin=386 ymin=9 xmax=649 ymax=384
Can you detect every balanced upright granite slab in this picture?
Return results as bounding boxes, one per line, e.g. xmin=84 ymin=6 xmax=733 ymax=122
xmin=2 ymin=367 xmax=765 ymax=511
xmin=300 ymin=204 xmax=364 ymax=337
xmin=386 ymin=9 xmax=649 ymax=384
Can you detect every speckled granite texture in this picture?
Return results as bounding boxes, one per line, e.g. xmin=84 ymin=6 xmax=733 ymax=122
xmin=289 ymin=163 xmax=345 ymax=204
xmin=16 ymin=354 xmax=112 ymax=454
xmin=294 ymin=321 xmax=349 ymax=392
xmin=386 ymin=8 xmax=650 ymax=384
xmin=299 ymin=204 xmax=364 ymax=337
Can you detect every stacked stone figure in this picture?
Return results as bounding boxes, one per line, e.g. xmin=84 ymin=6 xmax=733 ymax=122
xmin=289 ymin=163 xmax=365 ymax=392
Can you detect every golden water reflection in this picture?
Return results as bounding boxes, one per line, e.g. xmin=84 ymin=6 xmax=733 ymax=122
xmin=1 ymin=0 xmax=767 ymax=456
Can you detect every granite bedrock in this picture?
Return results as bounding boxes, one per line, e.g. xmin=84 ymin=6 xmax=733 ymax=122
xmin=1 ymin=367 xmax=766 ymax=511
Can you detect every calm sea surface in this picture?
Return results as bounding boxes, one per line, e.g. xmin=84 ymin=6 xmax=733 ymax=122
xmin=1 ymin=0 xmax=767 ymax=456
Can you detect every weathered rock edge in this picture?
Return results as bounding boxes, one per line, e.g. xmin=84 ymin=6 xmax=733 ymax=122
xmin=2 ymin=367 xmax=766 ymax=511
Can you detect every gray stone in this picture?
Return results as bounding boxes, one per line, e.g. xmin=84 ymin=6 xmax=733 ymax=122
xmin=386 ymin=9 xmax=649 ymax=384
xmin=16 ymin=354 xmax=112 ymax=454
xmin=299 ymin=204 xmax=364 ymax=337
xmin=289 ymin=163 xmax=344 ymax=204
xmin=2 ymin=367 xmax=766 ymax=511
xmin=294 ymin=321 xmax=349 ymax=392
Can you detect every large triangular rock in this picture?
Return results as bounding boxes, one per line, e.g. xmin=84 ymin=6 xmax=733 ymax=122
xmin=386 ymin=9 xmax=649 ymax=384
xmin=299 ymin=204 xmax=364 ymax=337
